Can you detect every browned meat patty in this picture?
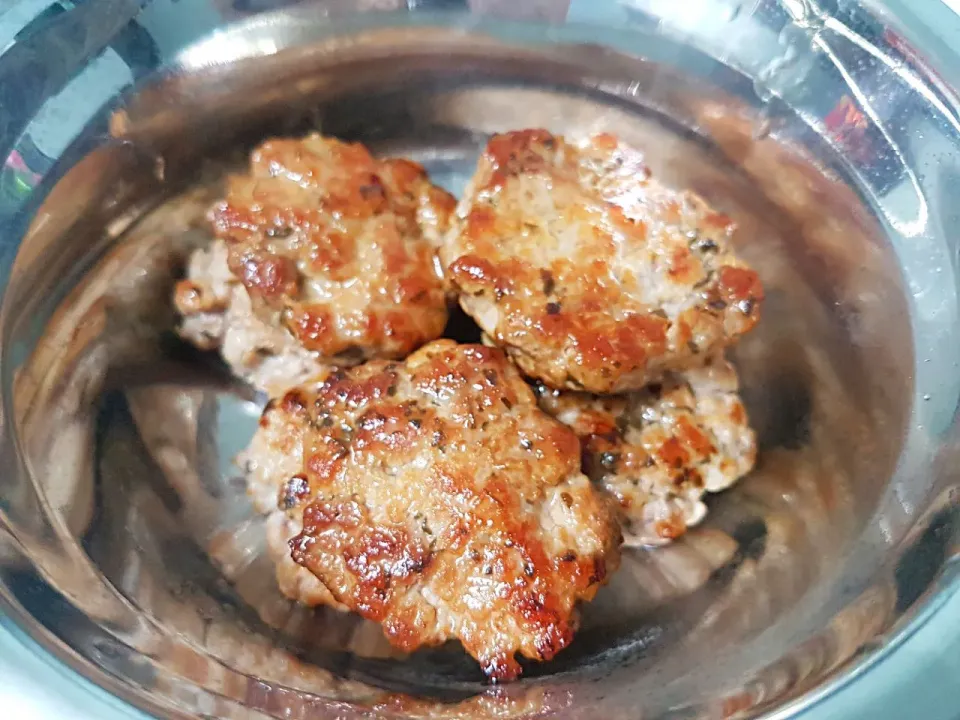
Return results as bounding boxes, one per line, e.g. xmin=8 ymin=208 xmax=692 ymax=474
xmin=175 ymin=134 xmax=456 ymax=391
xmin=441 ymin=129 xmax=763 ymax=393
xmin=241 ymin=340 xmax=621 ymax=680
xmin=535 ymin=353 xmax=756 ymax=546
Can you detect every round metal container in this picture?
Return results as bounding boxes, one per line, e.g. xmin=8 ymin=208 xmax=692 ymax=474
xmin=0 ymin=1 xmax=957 ymax=718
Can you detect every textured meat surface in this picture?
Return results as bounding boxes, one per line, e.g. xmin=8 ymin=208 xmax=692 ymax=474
xmin=441 ymin=129 xmax=763 ymax=392
xmin=209 ymin=134 xmax=454 ymax=363
xmin=176 ymin=240 xmax=327 ymax=395
xmin=242 ymin=340 xmax=621 ymax=680
xmin=237 ymin=386 xmax=347 ymax=608
xmin=175 ymin=134 xmax=456 ymax=392
xmin=536 ymin=353 xmax=756 ymax=546
xmin=264 ymin=509 xmax=345 ymax=609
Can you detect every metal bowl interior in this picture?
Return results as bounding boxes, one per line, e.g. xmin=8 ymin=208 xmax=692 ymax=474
xmin=0 ymin=5 xmax=958 ymax=720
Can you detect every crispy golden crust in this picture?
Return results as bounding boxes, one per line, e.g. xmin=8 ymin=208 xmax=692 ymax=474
xmin=536 ymin=353 xmax=756 ymax=546
xmin=243 ymin=340 xmax=621 ymax=680
xmin=442 ymin=129 xmax=763 ymax=393
xmin=204 ymin=134 xmax=455 ymax=364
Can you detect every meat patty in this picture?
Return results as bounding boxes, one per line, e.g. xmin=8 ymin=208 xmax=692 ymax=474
xmin=535 ymin=353 xmax=756 ymax=546
xmin=242 ymin=340 xmax=621 ymax=680
xmin=175 ymin=134 xmax=456 ymax=389
xmin=441 ymin=129 xmax=763 ymax=393
xmin=176 ymin=240 xmax=328 ymax=395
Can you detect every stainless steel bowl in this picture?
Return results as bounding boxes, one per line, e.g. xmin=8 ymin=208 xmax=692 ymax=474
xmin=0 ymin=1 xmax=958 ymax=718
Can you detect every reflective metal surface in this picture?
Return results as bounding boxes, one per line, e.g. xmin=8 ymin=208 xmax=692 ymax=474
xmin=0 ymin=2 xmax=958 ymax=719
